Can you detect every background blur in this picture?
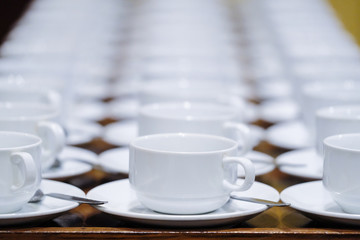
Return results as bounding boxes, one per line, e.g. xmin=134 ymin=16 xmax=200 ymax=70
xmin=0 ymin=0 xmax=360 ymax=46
xmin=329 ymin=0 xmax=360 ymax=46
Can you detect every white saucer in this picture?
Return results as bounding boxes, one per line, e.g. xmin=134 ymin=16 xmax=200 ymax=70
xmin=242 ymin=151 xmax=275 ymax=177
xmin=111 ymin=81 xmax=139 ymax=98
xmin=71 ymin=101 xmax=108 ymax=122
xmin=248 ymin=125 xmax=265 ymax=148
xmin=243 ymin=102 xmax=259 ymax=123
xmin=255 ymin=79 xmax=292 ymax=100
xmin=103 ymin=120 xmax=264 ymax=148
xmin=276 ymin=148 xmax=323 ymax=179
xmin=259 ymin=99 xmax=300 ymax=123
xmin=265 ymin=120 xmax=312 ymax=149
xmin=87 ymin=179 xmax=279 ymax=227
xmin=103 ymin=121 xmax=138 ymax=146
xmin=65 ymin=119 xmax=103 ymax=145
xmin=0 ymin=179 xmax=84 ymax=226
xmin=98 ymin=147 xmax=274 ymax=177
xmin=98 ymin=147 xmax=129 ymax=174
xmin=42 ymin=146 xmax=97 ymax=180
xmin=281 ymin=181 xmax=360 ymax=226
xmin=75 ymin=82 xmax=110 ymax=100
xmin=108 ymin=97 xmax=139 ymax=120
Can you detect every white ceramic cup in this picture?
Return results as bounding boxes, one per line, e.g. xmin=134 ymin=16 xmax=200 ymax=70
xmin=323 ymin=133 xmax=360 ymax=214
xmin=316 ymin=105 xmax=360 ymax=156
xmin=138 ymin=80 xmax=248 ymax=121
xmin=138 ymin=102 xmax=251 ymax=155
xmin=301 ymin=80 xmax=360 ymax=142
xmin=129 ymin=133 xmax=255 ymax=214
xmin=0 ymin=131 xmax=42 ymax=213
xmin=140 ymin=56 xmax=241 ymax=85
xmin=0 ymin=83 xmax=61 ymax=108
xmin=139 ymin=79 xmax=244 ymax=104
xmin=0 ymin=103 xmax=65 ymax=171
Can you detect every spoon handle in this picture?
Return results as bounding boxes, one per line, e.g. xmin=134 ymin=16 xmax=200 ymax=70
xmin=230 ymin=195 xmax=290 ymax=207
xmin=46 ymin=193 xmax=108 ymax=205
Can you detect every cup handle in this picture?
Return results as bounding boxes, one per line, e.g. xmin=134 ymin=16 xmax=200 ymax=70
xmin=222 ymin=156 xmax=255 ymax=192
xmin=37 ymin=121 xmax=66 ymax=164
xmin=223 ymin=121 xmax=251 ymax=155
xmin=10 ymin=152 xmax=37 ymax=191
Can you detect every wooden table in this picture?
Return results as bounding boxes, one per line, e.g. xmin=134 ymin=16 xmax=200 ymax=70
xmin=1 ymin=117 xmax=360 ymax=240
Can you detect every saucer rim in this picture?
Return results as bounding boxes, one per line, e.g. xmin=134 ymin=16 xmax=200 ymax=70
xmin=42 ymin=160 xmax=93 ymax=179
xmin=276 ymin=147 xmax=322 ymax=179
xmin=87 ymin=179 xmax=279 ymax=222
xmin=0 ymin=179 xmax=83 ymax=220
xmin=71 ymin=101 xmax=108 ymax=121
xmin=42 ymin=146 xmax=96 ymax=179
xmin=265 ymin=120 xmax=311 ymax=150
xmin=259 ymin=98 xmax=299 ymax=123
xmin=280 ymin=180 xmax=360 ymax=220
xmin=98 ymin=147 xmax=129 ymax=174
xmin=65 ymin=119 xmax=103 ymax=145
xmin=103 ymin=120 xmax=138 ymax=146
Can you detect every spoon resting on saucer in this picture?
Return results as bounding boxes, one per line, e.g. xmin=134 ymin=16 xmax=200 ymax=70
xmin=29 ymin=189 xmax=107 ymax=205
xmin=230 ymin=195 xmax=289 ymax=207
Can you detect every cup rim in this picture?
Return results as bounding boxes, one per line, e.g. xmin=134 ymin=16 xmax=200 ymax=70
xmin=130 ymin=133 xmax=238 ymax=154
xmin=324 ymin=133 xmax=360 ymax=152
xmin=139 ymin=101 xmax=236 ymax=121
xmin=140 ymin=79 xmax=239 ymax=93
xmin=302 ymin=80 xmax=360 ymax=99
xmin=0 ymin=131 xmax=42 ymax=150
xmin=0 ymin=102 xmax=59 ymax=121
xmin=316 ymin=105 xmax=360 ymax=120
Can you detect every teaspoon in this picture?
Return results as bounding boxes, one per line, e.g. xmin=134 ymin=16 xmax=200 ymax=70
xmin=29 ymin=189 xmax=108 ymax=205
xmin=230 ymin=195 xmax=290 ymax=207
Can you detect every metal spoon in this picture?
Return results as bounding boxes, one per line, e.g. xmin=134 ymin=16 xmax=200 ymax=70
xmin=230 ymin=195 xmax=290 ymax=207
xmin=29 ymin=189 xmax=108 ymax=205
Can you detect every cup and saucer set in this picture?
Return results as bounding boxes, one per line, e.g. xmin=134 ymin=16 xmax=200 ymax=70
xmin=280 ymin=132 xmax=360 ymax=226
xmin=89 ymin=133 xmax=281 ymax=227
xmin=0 ymin=102 xmax=99 ymax=180
xmin=101 ymin=85 xmax=275 ymax=179
xmin=0 ymin=132 xmax=86 ymax=226
xmin=87 ymin=98 xmax=283 ymax=227
xmin=266 ymin=86 xmax=360 ymax=226
xmin=266 ymin=80 xmax=360 ymax=180
xmin=100 ymin=100 xmax=275 ymax=179
xmin=270 ymin=113 xmax=360 ymax=180
xmin=0 ymin=102 xmax=98 ymax=226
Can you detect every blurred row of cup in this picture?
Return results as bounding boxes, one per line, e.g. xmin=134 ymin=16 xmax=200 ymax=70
xmin=0 ymin=0 xmax=127 ymax=124
xmin=1 ymin=0 xmax=360 ymax=216
xmin=242 ymin=0 xmax=360 ymax=214
xmin=116 ymin=0 xmax=260 ymax=214
xmin=0 ymin=0 xmax=128 ymax=213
